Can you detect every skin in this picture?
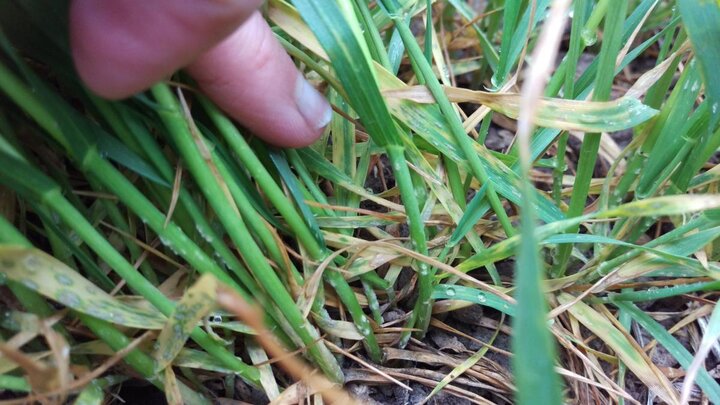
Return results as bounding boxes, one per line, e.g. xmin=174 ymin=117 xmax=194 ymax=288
xmin=69 ymin=0 xmax=330 ymax=147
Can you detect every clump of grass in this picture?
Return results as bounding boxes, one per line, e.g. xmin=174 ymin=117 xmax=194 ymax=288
xmin=1 ymin=0 xmax=720 ymax=404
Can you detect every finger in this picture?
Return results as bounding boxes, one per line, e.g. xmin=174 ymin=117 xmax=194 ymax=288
xmin=187 ymin=12 xmax=330 ymax=148
xmin=69 ymin=0 xmax=262 ymax=99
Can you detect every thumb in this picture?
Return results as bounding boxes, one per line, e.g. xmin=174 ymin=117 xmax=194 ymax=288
xmin=187 ymin=12 xmax=331 ymax=147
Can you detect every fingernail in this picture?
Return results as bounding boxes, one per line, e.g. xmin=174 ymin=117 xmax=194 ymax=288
xmin=295 ymin=75 xmax=332 ymax=130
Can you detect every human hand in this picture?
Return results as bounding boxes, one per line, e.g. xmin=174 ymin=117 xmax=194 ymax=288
xmin=70 ymin=0 xmax=330 ymax=147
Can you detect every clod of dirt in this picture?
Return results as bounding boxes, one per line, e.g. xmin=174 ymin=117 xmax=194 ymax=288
xmin=429 ymin=330 xmax=469 ymax=353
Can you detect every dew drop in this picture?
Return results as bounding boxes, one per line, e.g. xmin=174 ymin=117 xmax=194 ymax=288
xmin=196 ymin=225 xmax=215 ymax=244
xmin=68 ymin=232 xmax=81 ymax=244
xmin=581 ymin=29 xmax=597 ymax=46
xmin=159 ymin=236 xmax=180 ymax=256
xmin=445 ymin=287 xmax=456 ymax=297
xmin=476 ymin=292 xmax=487 ymax=303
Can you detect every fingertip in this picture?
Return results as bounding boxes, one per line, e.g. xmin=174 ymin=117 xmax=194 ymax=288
xmin=295 ymin=76 xmax=333 ymax=133
xmin=188 ymin=14 xmax=329 ymax=148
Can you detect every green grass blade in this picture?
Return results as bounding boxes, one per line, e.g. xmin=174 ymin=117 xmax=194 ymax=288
xmin=604 ymin=280 xmax=720 ymax=303
xmin=492 ymin=0 xmax=551 ymax=87
xmin=0 ymin=375 xmax=30 ymax=393
xmin=268 ymin=149 xmax=326 ymax=246
xmin=95 ymin=130 xmax=170 ymax=187
xmin=432 ymin=285 xmax=515 ymax=317
xmin=496 ymin=0 xmax=521 ymax=86
xmin=513 ymin=181 xmax=561 ymax=405
xmin=678 ymin=0 xmax=720 ymax=129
